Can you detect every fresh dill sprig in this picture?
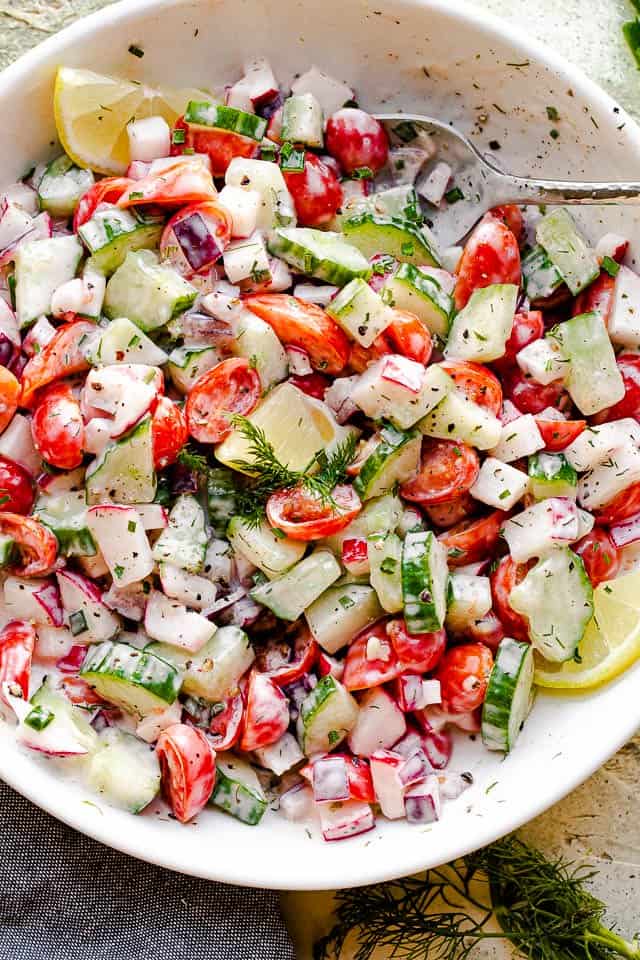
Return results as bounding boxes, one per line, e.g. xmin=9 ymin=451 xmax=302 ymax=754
xmin=177 ymin=446 xmax=211 ymax=475
xmin=314 ymin=835 xmax=640 ymax=960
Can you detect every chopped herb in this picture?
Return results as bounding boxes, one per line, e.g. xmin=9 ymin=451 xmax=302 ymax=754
xmin=113 ymin=564 xmax=125 ymax=579
xmin=328 ymin=730 xmax=340 ymax=746
xmin=128 ymin=44 xmax=145 ymax=58
xmin=380 ymin=557 xmax=398 ymax=575
xmin=339 ymin=595 xmax=355 ymax=609
xmin=550 ymin=128 xmax=560 ymax=140
xmin=127 ymin=520 xmax=137 ymax=533
xmin=601 ymin=256 xmax=620 ymax=277
xmin=498 ymin=489 xmax=511 ymax=500
xmin=24 ymin=706 xmax=54 ymax=731
xmin=444 ymin=186 xmax=464 ymax=204
xmin=546 ymin=105 xmax=560 ymax=122
xmin=128 ymin=190 xmax=144 ymax=200
xmin=352 ymin=166 xmax=374 ymax=180
xmin=172 ymin=128 xmax=186 ymax=145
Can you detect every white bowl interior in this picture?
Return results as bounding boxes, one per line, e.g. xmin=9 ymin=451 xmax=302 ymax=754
xmin=1 ymin=0 xmax=639 ymax=890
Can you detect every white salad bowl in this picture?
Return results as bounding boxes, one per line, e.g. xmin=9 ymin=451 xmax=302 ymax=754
xmin=1 ymin=0 xmax=640 ymax=891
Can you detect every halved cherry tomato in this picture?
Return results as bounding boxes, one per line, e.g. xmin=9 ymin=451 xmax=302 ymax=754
xmin=288 ymin=372 xmax=329 ymax=400
xmin=501 ymin=367 xmax=568 ymax=416
xmin=283 ymin=152 xmax=343 ymax=227
xmin=400 ymin=438 xmax=479 ymax=506
xmin=347 ymin=335 xmax=393 ymax=374
xmin=490 ymin=204 xmax=524 ymax=242
xmin=592 ymin=354 xmax=640 ymax=424
xmin=254 ymin=625 xmax=318 ymax=686
xmin=20 ymin=321 xmax=94 ymax=408
xmin=343 ymin=621 xmax=401 ymax=691
xmin=186 ymin=357 xmax=261 ymax=444
xmin=490 ymin=556 xmax=532 ymax=642
xmin=118 ymin=157 xmax=216 ymax=209
xmin=152 ymin=396 xmax=188 ymax=469
xmin=440 ymin=359 xmax=503 ymax=416
xmin=266 ymin=483 xmax=361 ymax=541
xmin=0 ymin=512 xmax=57 ymax=576
xmin=454 ymin=215 xmax=521 ymax=311
xmin=171 ymin=116 xmax=259 ymax=177
xmin=0 ymin=619 xmax=35 ymax=702
xmin=438 ymin=511 xmax=503 ymax=566
xmin=595 ymin=480 xmax=640 ymax=526
xmin=31 ymin=382 xmax=84 ymax=470
xmin=156 ymin=723 xmax=216 ymax=823
xmin=0 ymin=365 xmax=20 ymax=434
xmin=493 ymin=310 xmax=544 ymax=373
xmin=385 ymin=309 xmax=433 ymax=365
xmin=245 ymin=294 xmax=350 ymax=375
xmin=240 ymin=671 xmax=290 ymax=752
xmin=160 ymin=200 xmax=232 ymax=275
xmin=325 ymin=108 xmax=389 ymax=175
xmin=207 ymin=691 xmax=244 ymax=751
xmin=573 ymin=272 xmax=615 ymax=324
xmin=300 ymin=753 xmax=375 ymax=802
xmin=462 ymin=611 xmax=505 ymax=651
xmin=0 ymin=456 xmax=33 ymax=515
xmin=423 ymin=493 xmax=476 ymax=529
xmin=72 ymin=176 xmax=132 ymax=231
xmin=434 ymin=642 xmax=494 ymax=713
xmin=574 ymin=527 xmax=620 ymax=588
xmin=535 ymin=417 xmax=586 ymax=452
xmin=386 ymin=619 xmax=446 ymax=673
xmin=60 ymin=675 xmax=106 ymax=706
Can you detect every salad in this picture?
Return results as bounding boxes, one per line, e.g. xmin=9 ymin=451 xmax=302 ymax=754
xmin=0 ymin=58 xmax=639 ymax=842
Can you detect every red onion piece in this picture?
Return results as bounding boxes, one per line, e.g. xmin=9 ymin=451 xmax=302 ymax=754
xmin=312 ymin=755 xmax=350 ymax=802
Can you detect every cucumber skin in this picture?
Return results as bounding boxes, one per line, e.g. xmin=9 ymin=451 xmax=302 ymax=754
xmin=343 ymin=213 xmax=440 ymax=267
xmin=382 ymin=262 xmax=452 ymax=338
xmin=185 ymin=101 xmax=267 ymax=141
xmin=210 ymin=760 xmax=267 ymax=825
xmin=481 ymin=637 xmax=534 ymax=753
xmin=528 ymin=453 xmax=577 ymax=501
xmin=402 ymin=530 xmax=449 ymax=634
xmin=353 ymin=425 xmax=420 ymax=500
xmin=268 ymin=227 xmax=373 ymax=286
xmin=35 ymin=492 xmax=97 ymax=558
xmin=80 ymin=641 xmax=182 ymax=712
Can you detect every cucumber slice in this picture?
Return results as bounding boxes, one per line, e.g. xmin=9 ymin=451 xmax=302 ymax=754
xmin=528 ymin=452 xmax=578 ymax=500
xmin=37 ymin=154 xmax=94 ymax=217
xmin=78 ymin=205 xmax=163 ymax=275
xmin=15 ymin=235 xmax=83 ymax=329
xmin=210 ymin=753 xmax=267 ymax=825
xmin=84 ymin=316 xmax=168 ymax=367
xmin=339 ymin=185 xmax=422 ymax=224
xmin=251 ymin=550 xmax=341 ymax=621
xmin=420 ymin=387 xmax=502 ymax=450
xmin=381 ymin=263 xmax=452 ymax=339
xmin=281 ymin=93 xmax=324 ymax=147
xmin=227 ymin=516 xmax=305 ymax=579
xmin=105 ymin=250 xmax=197 ymax=332
xmin=509 ymin=547 xmax=593 ymax=662
xmin=296 ymin=675 xmax=359 ymax=756
xmin=185 ymin=100 xmax=267 ymax=141
xmin=28 ymin=676 xmax=97 ymax=754
xmin=446 ymin=573 xmax=492 ymax=633
xmin=207 ymin=468 xmax=238 ymax=537
xmin=326 ymin=277 xmax=393 ymax=347
xmin=231 ymin=309 xmax=288 ymax=390
xmin=402 ymin=530 xmax=449 ymax=633
xmin=368 ymin=531 xmax=403 ymax=613
xmin=35 ymin=490 xmax=96 ymax=557
xmin=0 ymin=533 xmax=15 ymax=566
xmin=352 ymin=358 xmax=451 ymax=430
xmin=321 ymin=493 xmax=402 ymax=555
xmin=267 ymin=227 xmax=372 ymax=286
xmin=481 ymin=637 xmax=534 ymax=753
xmin=342 ymin=213 xmax=440 ymax=267
xmin=167 ymin=345 xmax=222 ymax=394
xmin=80 ymin=641 xmax=182 ymax=718
xmin=353 ymin=424 xmax=421 ymax=500
xmin=445 ymin=284 xmax=518 ymax=363
xmin=148 ymin=625 xmax=254 ymax=702
xmin=85 ymin=416 xmax=156 ymax=505
xmin=553 ymin=312 xmax=625 ymax=416
xmin=305 ymin=583 xmax=383 ymax=654
xmin=225 ymin=158 xmax=296 ymax=230
xmin=151 ymin=494 xmax=207 ymax=573
xmin=521 ymin=244 xmax=564 ymax=303
xmin=535 ymin=208 xmax=599 ymax=296
xmin=87 ymin=728 xmax=160 ymax=813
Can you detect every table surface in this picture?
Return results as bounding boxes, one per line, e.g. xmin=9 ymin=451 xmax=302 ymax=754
xmin=1 ymin=1 xmax=639 ymax=957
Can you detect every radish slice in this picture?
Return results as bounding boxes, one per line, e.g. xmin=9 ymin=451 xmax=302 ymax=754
xmin=144 ymin=590 xmax=216 ymax=653
xmin=416 ymin=161 xmax=452 ymax=206
xmin=369 ymin=750 xmax=405 ymax=819
xmin=318 ymin=799 xmax=375 ymax=841
xmin=87 ymin=505 xmax=154 ymax=586
xmin=438 ymin=770 xmax=473 ymax=800
xmin=286 ymin=345 xmax=313 ymax=377
xmin=398 ymin=747 xmax=432 ymax=787
xmin=127 ymin=116 xmax=171 ymax=163
xmin=280 ymin=783 xmax=316 ymax=822
xmin=381 ymin=355 xmax=423 ymax=394
xmin=347 ymin=687 xmax=406 ymax=757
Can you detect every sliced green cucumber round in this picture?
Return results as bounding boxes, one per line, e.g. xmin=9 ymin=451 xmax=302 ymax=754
xmin=353 ymin=424 xmax=421 ymax=500
xmin=80 ymin=641 xmax=182 ymax=719
xmin=481 ymin=637 xmax=534 ymax=753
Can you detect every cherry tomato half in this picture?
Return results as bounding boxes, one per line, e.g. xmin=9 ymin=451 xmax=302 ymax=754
xmin=0 ymin=619 xmax=35 ymax=702
xmin=573 ymin=527 xmax=620 ymax=588
xmin=493 ymin=310 xmax=544 ymax=373
xmin=152 ymin=396 xmax=188 ymax=469
xmin=118 ymin=157 xmax=216 ymax=209
xmin=207 ymin=692 xmax=244 ymax=751
xmin=283 ymin=152 xmax=343 ymax=227
xmin=462 ymin=611 xmax=505 ymax=652
xmin=595 ymin=480 xmax=640 ymax=526
xmin=592 ymin=354 xmax=640 ymax=424
xmin=440 ymin=359 xmax=503 ymax=416
xmin=573 ymin=272 xmax=615 ymax=324
xmin=490 ymin=204 xmax=524 ymax=242
xmin=385 ymin=310 xmax=433 ymax=365
xmin=156 ymin=723 xmax=216 ymax=823
xmin=20 ymin=321 xmax=94 ymax=409
xmin=501 ymin=367 xmax=568 ymax=416
xmin=186 ymin=358 xmax=261 ymax=444
xmin=535 ymin=417 xmax=586 ymax=452
xmin=0 ymin=512 xmax=57 ymax=577
xmin=73 ymin=176 xmax=132 ymax=231
xmin=0 ymin=456 xmax=33 ymax=515
xmin=239 ymin=671 xmax=290 ymax=752
xmin=343 ymin=621 xmax=401 ymax=691
xmin=347 ymin=335 xmax=393 ymax=374
xmin=325 ymin=108 xmax=389 ymax=175
xmin=254 ymin=625 xmax=318 ymax=686
xmin=386 ymin=619 xmax=446 ymax=672
xmin=171 ymin=116 xmax=259 ymax=177
xmin=423 ymin=493 xmax=476 ymax=530
xmin=490 ymin=556 xmax=532 ymax=642
xmin=31 ymin=382 xmax=84 ymax=470
xmin=0 ymin=365 xmax=20 ymax=434
xmin=401 ymin=438 xmax=479 ymax=506
xmin=266 ymin=483 xmax=361 ymax=541
xmin=245 ymin=294 xmax=350 ymax=375
xmin=454 ymin=215 xmax=521 ymax=311
xmin=438 ymin=511 xmax=504 ymax=567
xmin=435 ymin=643 xmax=494 ymax=714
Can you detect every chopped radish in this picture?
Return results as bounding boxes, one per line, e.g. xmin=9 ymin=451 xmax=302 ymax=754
xmin=516 ymin=338 xmax=567 ymax=385
xmin=595 ymin=232 xmax=628 ymax=262
xmin=200 ymin=281 xmax=244 ymax=323
xmin=490 ymin=414 xmax=545 ymax=462
xmin=51 ymin=277 xmax=89 ymax=318
xmin=83 ymin=418 xmax=112 ymax=456
xmin=254 ymin=732 xmax=304 ymax=775
xmin=291 ymin=67 xmax=354 ymax=119
xmin=312 ymin=755 xmax=350 ymax=802
xmin=398 ymin=747 xmax=432 ymax=787
xmin=470 ymin=457 xmax=529 ymax=511
xmin=135 ymin=700 xmax=182 ymax=743
xmin=578 ymin=442 xmax=640 ymax=511
xmin=347 ymin=687 xmax=406 ymax=757
xmin=87 ymin=505 xmax=154 ymax=586
xmin=144 ymin=590 xmax=216 ymax=653
xmin=293 ymin=283 xmax=338 ymax=306
xmin=441 ymin=245 xmax=463 ymax=273
xmin=416 ymin=161 xmax=452 ymax=206
xmin=2 ymin=182 xmax=39 ymax=216
xmin=280 ymin=783 xmax=316 ymax=822
xmin=134 ymin=503 xmax=168 ymax=531
xmin=82 ymin=365 xmax=157 ymax=439
xmin=502 ymin=497 xmax=579 ymax=562
xmin=0 ymin=413 xmax=41 ymax=473
xmin=369 ymin=750 xmax=405 ymax=819
xmin=217 ymin=185 xmax=261 ymax=238
xmin=3 ymin=576 xmax=62 ymax=626
xmin=227 ymin=58 xmax=278 ymax=112
xmin=324 ymin=376 xmax=359 ymax=424
xmin=159 ymin=563 xmax=217 ymax=611
xmin=55 ymin=641 xmax=89 ymax=673
xmin=421 ymin=705 xmax=481 ymax=734
xmin=22 ymin=315 xmax=56 ymax=356
xmin=394 ymin=676 xmax=442 ymax=712
xmin=381 ymin=355 xmax=423 ymax=394
xmin=438 ymin=770 xmax=473 ymax=800
xmin=608 ymin=266 xmax=640 ymax=348
xmin=404 ymin=774 xmax=441 ymax=823
xmin=318 ymin=650 xmax=344 ymax=681
xmin=56 ymin=570 xmax=121 ymax=642
xmin=341 ymin=538 xmax=370 ymax=576
xmin=564 ymin=419 xmax=640 ymax=472
xmin=387 ymin=147 xmax=431 ymax=186
xmin=318 ymin=799 xmax=375 ymax=841
xmin=286 ymin=345 xmax=313 ymax=377
xmin=610 ymin=513 xmax=640 ymax=547
xmin=34 ymin=626 xmax=76 ymax=665
xmin=102 ymin=581 xmax=148 ymax=622
xmin=127 ymin=116 xmax=171 ymax=163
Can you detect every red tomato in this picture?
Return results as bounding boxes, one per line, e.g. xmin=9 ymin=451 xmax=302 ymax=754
xmin=343 ymin=621 xmax=402 ymax=691
xmin=207 ymin=692 xmax=244 ymax=751
xmin=574 ymin=527 xmax=620 ymax=588
xmin=0 ymin=512 xmax=57 ymax=577
xmin=490 ymin=204 xmax=524 ymax=242
xmin=0 ymin=366 xmax=20 ymax=434
xmin=152 ymin=396 xmax=188 ymax=469
xmin=72 ymin=176 xmax=132 ymax=231
xmin=342 ymin=537 xmax=369 ymax=570
xmin=240 ymin=671 xmax=290 ymax=752
xmin=20 ymin=321 xmax=94 ymax=408
xmin=423 ymin=493 xmax=476 ymax=530
xmin=0 ymin=619 xmax=35 ymax=702
xmin=385 ymin=310 xmax=433 ymax=365
xmin=400 ymin=438 xmax=479 ymax=506
xmin=535 ymin=417 xmax=586 ymax=452
xmin=325 ymin=108 xmax=389 ymax=175
xmin=493 ymin=310 xmax=544 ymax=373
xmin=288 ymin=372 xmax=329 ymax=400
xmin=490 ymin=557 xmax=532 ymax=642
xmin=283 ymin=153 xmax=343 ymax=227
xmin=171 ymin=116 xmax=259 ymax=177
xmin=245 ymin=294 xmax=350 ymax=375
xmin=501 ymin=367 xmax=568 ymax=416
xmin=462 ymin=611 xmax=505 ymax=652
xmin=0 ymin=456 xmax=33 ymax=515
xmin=118 ymin=157 xmax=216 ymax=209
xmin=186 ymin=358 xmax=261 ymax=444
xmin=573 ymin=272 xmax=615 ymax=324
xmin=386 ymin=619 xmax=446 ymax=672
xmin=266 ymin=483 xmax=361 ymax=541
xmin=156 ymin=723 xmax=216 ymax=823
xmin=438 ymin=511 xmax=503 ymax=566
xmin=454 ymin=215 xmax=521 ymax=311
xmin=31 ymin=382 xmax=84 ymax=470
xmin=254 ymin=626 xmax=318 ymax=686
xmin=435 ymin=643 xmax=494 ymax=713
xmin=301 ymin=754 xmax=375 ymax=802
xmin=595 ymin=481 xmax=640 ymax=527
xmin=592 ymin=355 xmax=640 ymax=424
xmin=347 ymin=335 xmax=393 ymax=374
xmin=440 ymin=359 xmax=503 ymax=416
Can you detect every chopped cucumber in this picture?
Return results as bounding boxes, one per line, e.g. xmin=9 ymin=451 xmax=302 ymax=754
xmin=521 ymin=244 xmax=564 ymax=303
xmin=338 ymin=185 xmax=422 ymax=225
xmin=481 ymin=637 xmax=534 ymax=753
xmin=148 ymin=625 xmax=254 ymax=702
xmin=381 ymin=263 xmax=452 ymax=339
xmin=207 ymin=468 xmax=238 ymax=537
xmin=268 ymin=227 xmax=372 ymax=286
xmin=420 ymin=386 xmax=502 ymax=450
xmin=80 ymin=641 xmax=182 ymax=718
xmin=78 ymin=205 xmax=163 ymax=275
xmin=15 ymin=235 xmax=83 ymax=329
xmin=305 ymin=583 xmax=383 ymax=654
xmin=83 ymin=316 xmax=168 ymax=367
xmin=230 ymin=309 xmax=288 ymax=390
xmin=368 ymin=532 xmax=403 ymax=613
xmin=528 ymin=452 xmax=578 ymax=500
xmin=251 ymin=550 xmax=341 ymax=621
xmin=105 ymin=250 xmax=197 ymax=332
xmin=296 ymin=675 xmax=359 ymax=756
xmin=0 ymin=533 xmax=15 ymax=566
xmin=28 ymin=677 xmax=97 ymax=754
xmin=167 ymin=345 xmax=222 ymax=394
xmin=445 ymin=284 xmax=518 ymax=362
xmin=535 ymin=208 xmax=599 ymax=296
xmin=35 ymin=490 xmax=96 ymax=557
xmin=322 ymin=493 xmax=403 ymax=556
xmin=85 ymin=416 xmax=156 ymax=505
xmin=352 ymin=358 xmax=451 ymax=430
xmin=469 ymin=457 xmax=529 ymax=511
xmin=210 ymin=753 xmax=267 ymax=825
xmin=446 ymin=573 xmax=492 ymax=633
xmin=225 ymin=158 xmax=296 ymax=230
xmin=281 ymin=93 xmax=324 ymax=147
xmin=342 ymin=213 xmax=440 ymax=267
xmin=353 ymin=424 xmax=421 ymax=500
xmin=553 ymin=312 xmax=625 ymax=416
xmin=326 ymin=277 xmax=393 ymax=347
xmin=87 ymin=728 xmax=160 ymax=813
xmin=151 ymin=495 xmax=207 ymax=574
xmin=37 ymin=154 xmax=94 ymax=217
xmin=402 ymin=530 xmax=449 ymax=634
xmin=227 ymin=516 xmax=305 ymax=579
xmin=509 ymin=547 xmax=593 ymax=662
xmin=185 ymin=100 xmax=267 ymax=140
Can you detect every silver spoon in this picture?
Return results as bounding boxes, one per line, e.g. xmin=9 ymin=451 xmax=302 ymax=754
xmin=376 ymin=113 xmax=640 ymax=247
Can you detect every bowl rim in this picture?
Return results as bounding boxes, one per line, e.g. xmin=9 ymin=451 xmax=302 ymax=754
xmin=1 ymin=0 xmax=640 ymax=890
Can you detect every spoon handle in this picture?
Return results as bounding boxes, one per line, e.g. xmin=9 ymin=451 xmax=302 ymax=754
xmin=497 ymin=173 xmax=640 ymax=206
